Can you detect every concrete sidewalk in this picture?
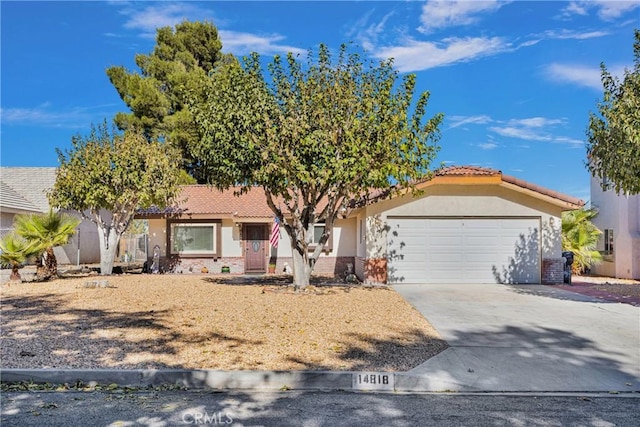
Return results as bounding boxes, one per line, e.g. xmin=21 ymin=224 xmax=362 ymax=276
xmin=394 ymin=283 xmax=640 ymax=392
xmin=2 ymin=283 xmax=639 ymax=393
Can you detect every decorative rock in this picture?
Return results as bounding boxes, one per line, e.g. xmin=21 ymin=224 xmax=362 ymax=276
xmin=83 ymin=280 xmax=111 ymax=288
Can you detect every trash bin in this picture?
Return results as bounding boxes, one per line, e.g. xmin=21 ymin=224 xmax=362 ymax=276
xmin=562 ymin=251 xmax=574 ymax=285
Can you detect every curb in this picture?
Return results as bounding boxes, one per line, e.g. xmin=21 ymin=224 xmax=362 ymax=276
xmin=3 ymin=369 xmax=640 ymax=394
xmin=0 ymin=369 xmax=429 ymax=393
xmin=1 ymin=369 xmax=356 ymax=391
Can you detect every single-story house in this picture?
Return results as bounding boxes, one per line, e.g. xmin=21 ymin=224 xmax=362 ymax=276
xmin=0 ymin=167 xmax=100 ymax=265
xmin=137 ymin=166 xmax=583 ymax=285
xmin=589 ymin=175 xmax=640 ymax=280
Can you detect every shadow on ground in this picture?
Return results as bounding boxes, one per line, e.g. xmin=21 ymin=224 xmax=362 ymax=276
xmin=1 ymin=289 xmax=445 ymax=371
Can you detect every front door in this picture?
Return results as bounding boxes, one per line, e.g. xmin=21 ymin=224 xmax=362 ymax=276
xmin=244 ymin=224 xmax=267 ymax=273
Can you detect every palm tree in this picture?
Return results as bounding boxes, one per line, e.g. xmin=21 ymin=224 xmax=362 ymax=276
xmin=562 ymin=207 xmax=603 ymax=274
xmin=0 ymin=233 xmax=37 ymax=281
xmin=13 ymin=210 xmax=81 ymax=279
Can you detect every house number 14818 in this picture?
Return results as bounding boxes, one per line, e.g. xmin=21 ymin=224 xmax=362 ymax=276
xmin=352 ymin=373 xmax=394 ymax=390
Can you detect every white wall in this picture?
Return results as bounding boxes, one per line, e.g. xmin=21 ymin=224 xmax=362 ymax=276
xmin=148 ymin=219 xmax=167 ymax=257
xmin=363 ymin=185 xmax=563 ymax=261
xmin=590 ymin=176 xmax=640 ymax=279
xmin=222 ymin=219 xmax=243 ymax=257
xmin=268 ymin=218 xmax=356 ymax=258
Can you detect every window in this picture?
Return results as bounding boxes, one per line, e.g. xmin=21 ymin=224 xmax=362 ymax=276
xmin=307 ymin=222 xmax=332 ymax=251
xmin=169 ymin=221 xmax=220 ymax=256
xmin=603 ymin=229 xmax=614 ymax=256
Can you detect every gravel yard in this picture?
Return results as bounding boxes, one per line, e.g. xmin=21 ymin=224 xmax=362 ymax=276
xmin=0 ymin=274 xmax=447 ymax=371
xmin=554 ymin=275 xmax=640 ymax=307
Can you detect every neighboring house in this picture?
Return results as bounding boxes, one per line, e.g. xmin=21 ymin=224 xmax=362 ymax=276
xmin=589 ymin=175 xmax=640 ymax=280
xmin=0 ymin=167 xmax=100 ymax=265
xmin=138 ymin=166 xmax=583 ymax=285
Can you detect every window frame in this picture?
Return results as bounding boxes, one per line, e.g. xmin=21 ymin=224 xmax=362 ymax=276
xmin=603 ymin=228 xmax=614 ymax=258
xmin=167 ymin=219 xmax=222 ymax=258
xmin=307 ymin=221 xmax=333 ymax=252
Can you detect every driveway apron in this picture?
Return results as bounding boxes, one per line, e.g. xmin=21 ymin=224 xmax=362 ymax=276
xmin=393 ymin=283 xmax=640 ymax=392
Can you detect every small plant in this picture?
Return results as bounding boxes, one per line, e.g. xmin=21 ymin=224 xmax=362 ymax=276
xmin=0 ymin=233 xmax=37 ymax=282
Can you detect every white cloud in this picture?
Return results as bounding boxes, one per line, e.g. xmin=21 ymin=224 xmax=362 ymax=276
xmin=347 ymin=10 xmax=396 ymax=51
xmin=562 ymin=1 xmax=640 ymax=21
xmin=508 ymin=117 xmax=565 ymax=128
xmin=375 ymin=36 xmax=508 ymax=72
xmin=419 ymin=0 xmax=508 ymax=32
xmin=114 ymin=2 xmax=302 ymax=56
xmin=489 ymin=116 xmax=583 ymax=147
xmin=118 ymin=3 xmax=203 ymax=37
xmin=1 ymin=104 xmax=117 ymax=128
xmin=219 ymin=30 xmax=305 ymax=56
xmin=542 ymin=29 xmax=610 ymax=40
xmin=544 ymin=63 xmax=626 ymax=91
xmin=478 ymin=142 xmax=498 ymax=150
xmin=448 ymin=115 xmax=493 ymax=129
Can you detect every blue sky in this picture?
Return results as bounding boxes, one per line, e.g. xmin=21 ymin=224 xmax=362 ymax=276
xmin=1 ymin=1 xmax=639 ymax=202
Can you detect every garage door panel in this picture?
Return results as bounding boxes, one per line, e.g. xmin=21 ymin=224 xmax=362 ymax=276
xmin=387 ymin=218 xmax=540 ymax=284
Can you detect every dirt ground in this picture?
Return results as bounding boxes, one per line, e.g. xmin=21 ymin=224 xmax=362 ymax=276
xmin=554 ymin=275 xmax=640 ymax=307
xmin=0 ymin=274 xmax=448 ymax=371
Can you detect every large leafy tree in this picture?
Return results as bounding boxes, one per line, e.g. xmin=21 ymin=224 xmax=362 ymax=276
xmin=0 ymin=233 xmax=38 ymax=282
xmin=587 ymin=29 xmax=640 ymax=195
xmin=107 ymin=20 xmax=235 ymax=182
xmin=13 ymin=210 xmax=80 ymax=280
xmin=562 ymin=207 xmax=603 ymax=274
xmin=188 ymin=44 xmax=443 ymax=289
xmin=49 ymin=122 xmax=183 ymax=275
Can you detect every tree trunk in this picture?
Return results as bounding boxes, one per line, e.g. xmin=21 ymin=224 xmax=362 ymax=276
xmin=44 ymin=247 xmax=57 ymax=277
xmin=34 ymin=252 xmax=52 ymax=282
xmin=291 ymin=246 xmax=312 ymax=291
xmin=9 ymin=264 xmax=21 ymax=282
xmin=98 ymin=226 xmax=121 ymax=275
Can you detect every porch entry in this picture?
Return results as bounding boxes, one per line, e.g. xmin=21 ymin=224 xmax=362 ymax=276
xmin=244 ymin=224 xmax=267 ymax=273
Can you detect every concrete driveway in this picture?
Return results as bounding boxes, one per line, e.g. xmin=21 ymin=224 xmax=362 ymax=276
xmin=393 ymin=283 xmax=640 ymax=392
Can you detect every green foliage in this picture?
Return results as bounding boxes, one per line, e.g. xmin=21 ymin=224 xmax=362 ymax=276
xmin=562 ymin=208 xmax=603 ymax=274
xmin=587 ymin=29 xmax=640 ymax=195
xmin=12 ymin=210 xmax=80 ymax=278
xmin=13 ymin=210 xmax=80 ymax=252
xmin=107 ymin=20 xmax=235 ymax=182
xmin=0 ymin=232 xmax=36 ymax=269
xmin=48 ymin=121 xmax=183 ymax=274
xmin=188 ymin=43 xmax=443 ymax=287
xmin=49 ymin=121 xmax=182 ymax=215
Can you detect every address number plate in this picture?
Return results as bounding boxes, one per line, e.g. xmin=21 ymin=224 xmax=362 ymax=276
xmin=352 ymin=372 xmax=394 ymax=391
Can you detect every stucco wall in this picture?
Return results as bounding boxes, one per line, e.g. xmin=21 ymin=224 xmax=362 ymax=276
xmin=270 ymin=218 xmax=357 ymax=258
xmin=148 ymin=219 xmax=168 ymax=257
xmin=362 ymin=184 xmax=563 ymax=262
xmin=57 ymin=216 xmax=100 ymax=265
xmin=145 ymin=218 xmax=358 ymax=270
xmin=590 ymin=176 xmax=640 ymax=279
xmin=222 ymin=219 xmax=243 ymax=257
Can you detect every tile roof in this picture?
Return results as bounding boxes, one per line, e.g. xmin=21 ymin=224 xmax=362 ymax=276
xmin=0 ymin=182 xmax=41 ymax=212
xmin=0 ymin=167 xmax=57 ymax=212
xmin=502 ymin=174 xmax=584 ymax=207
xmin=138 ymin=165 xmax=584 ymax=217
xmin=435 ymin=165 xmax=583 ymax=206
xmin=435 ymin=165 xmax=501 ymax=176
xmin=179 ymin=186 xmax=274 ymax=218
xmin=138 ymin=186 xmax=275 ymax=219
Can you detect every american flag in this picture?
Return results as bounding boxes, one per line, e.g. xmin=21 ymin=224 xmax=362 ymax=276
xmin=269 ymin=216 xmax=280 ymax=248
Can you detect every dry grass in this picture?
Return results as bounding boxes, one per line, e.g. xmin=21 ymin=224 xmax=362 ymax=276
xmin=0 ymin=274 xmax=447 ymax=371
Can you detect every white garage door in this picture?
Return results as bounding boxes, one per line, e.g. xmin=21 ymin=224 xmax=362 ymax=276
xmin=387 ymin=218 xmax=540 ymax=284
